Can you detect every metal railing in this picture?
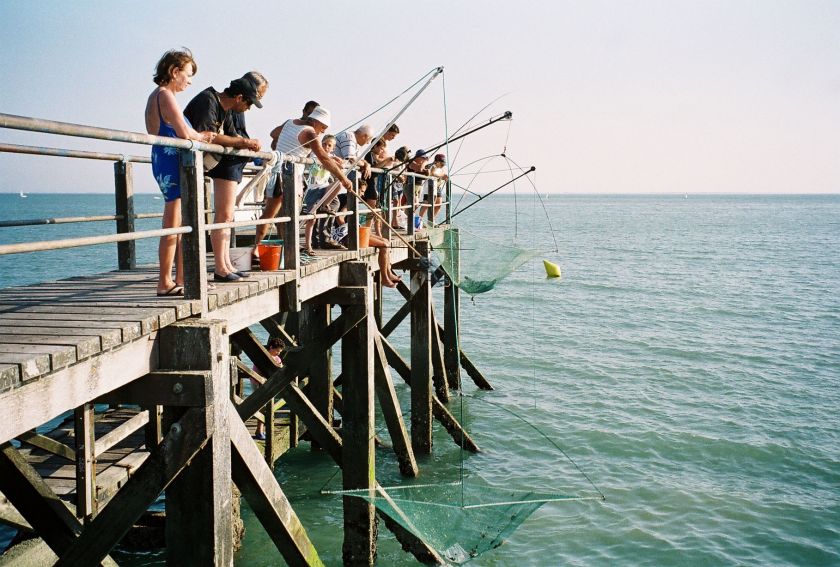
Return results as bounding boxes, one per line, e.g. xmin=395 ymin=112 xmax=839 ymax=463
xmin=0 ymin=112 xmax=453 ymax=310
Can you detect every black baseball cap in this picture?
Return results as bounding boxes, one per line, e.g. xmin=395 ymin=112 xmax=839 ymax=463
xmin=228 ymin=75 xmax=263 ymax=108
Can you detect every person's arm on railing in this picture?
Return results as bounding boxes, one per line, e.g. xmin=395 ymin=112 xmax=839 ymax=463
xmin=157 ymin=89 xmax=215 ymax=143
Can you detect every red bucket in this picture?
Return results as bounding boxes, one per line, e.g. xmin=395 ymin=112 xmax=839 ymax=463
xmin=258 ymin=240 xmax=283 ymax=271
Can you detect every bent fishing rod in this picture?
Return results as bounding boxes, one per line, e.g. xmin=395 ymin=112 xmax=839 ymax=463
xmin=450 ymin=166 xmax=535 ymax=219
xmin=379 ymin=111 xmax=513 ymax=177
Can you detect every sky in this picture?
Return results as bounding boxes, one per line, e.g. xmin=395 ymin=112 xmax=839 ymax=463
xmin=0 ymin=0 xmax=838 ymax=194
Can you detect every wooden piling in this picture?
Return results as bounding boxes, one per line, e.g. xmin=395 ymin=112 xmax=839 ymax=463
xmin=113 ymin=160 xmax=135 ymax=270
xmin=160 ymin=319 xmax=234 ymax=567
xmin=339 ymin=262 xmax=377 ymax=566
xmin=410 ymin=241 xmax=433 ymax=454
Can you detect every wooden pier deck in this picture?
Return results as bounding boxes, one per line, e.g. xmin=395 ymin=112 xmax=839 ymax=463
xmin=0 ymin=110 xmax=497 ymax=566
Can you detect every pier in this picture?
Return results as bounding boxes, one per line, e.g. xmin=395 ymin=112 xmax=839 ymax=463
xmin=0 ymin=113 xmax=491 ymax=566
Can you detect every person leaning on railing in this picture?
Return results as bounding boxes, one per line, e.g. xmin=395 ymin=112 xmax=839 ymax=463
xmin=144 ymin=48 xmax=217 ymax=297
xmin=184 ymin=73 xmax=266 ymax=283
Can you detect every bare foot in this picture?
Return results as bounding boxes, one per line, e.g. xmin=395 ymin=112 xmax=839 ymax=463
xmin=382 ymin=277 xmax=398 ymax=288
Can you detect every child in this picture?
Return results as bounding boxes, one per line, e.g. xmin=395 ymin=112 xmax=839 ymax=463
xmin=251 ymin=337 xmax=284 ymax=440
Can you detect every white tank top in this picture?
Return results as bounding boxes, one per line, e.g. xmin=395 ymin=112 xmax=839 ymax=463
xmin=275 ymin=120 xmax=315 ymax=159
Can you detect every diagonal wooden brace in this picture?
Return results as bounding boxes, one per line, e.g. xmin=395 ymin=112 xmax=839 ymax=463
xmin=228 ymin=401 xmax=324 ymax=567
xmin=378 ymin=334 xmax=480 ymax=453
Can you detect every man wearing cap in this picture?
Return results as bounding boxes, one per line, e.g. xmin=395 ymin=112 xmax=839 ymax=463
xmin=421 ymin=153 xmax=448 ymax=221
xmin=253 ymin=100 xmax=319 ymax=252
xmin=260 ymin=106 xmax=352 ymax=258
xmin=406 ymin=150 xmax=429 ymax=226
xmin=184 ymin=72 xmax=266 ymax=281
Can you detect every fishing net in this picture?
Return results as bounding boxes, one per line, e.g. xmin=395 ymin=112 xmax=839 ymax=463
xmin=335 ymin=480 xmax=562 ymax=563
xmin=323 ymin=394 xmax=604 ymax=564
xmin=426 ymin=226 xmax=538 ymax=295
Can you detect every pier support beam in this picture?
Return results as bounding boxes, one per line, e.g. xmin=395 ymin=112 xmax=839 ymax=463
xmin=442 ymin=228 xmax=461 ymax=390
xmin=299 ymin=303 xmax=332 ymax=450
xmin=160 ymin=319 xmax=233 ymax=567
xmin=339 ymin=262 xmax=377 ymax=566
xmin=410 ymin=241 xmax=433 ymax=454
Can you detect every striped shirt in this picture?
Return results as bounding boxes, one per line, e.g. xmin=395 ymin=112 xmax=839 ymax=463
xmin=334 ymin=130 xmax=359 ymax=160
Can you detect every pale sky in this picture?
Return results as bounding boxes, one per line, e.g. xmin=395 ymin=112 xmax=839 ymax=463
xmin=0 ymin=0 xmax=838 ymax=194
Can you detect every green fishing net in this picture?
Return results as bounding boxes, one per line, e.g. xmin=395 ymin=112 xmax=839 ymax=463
xmin=337 ymin=480 xmax=563 ymax=563
xmin=426 ymin=226 xmax=538 ymax=295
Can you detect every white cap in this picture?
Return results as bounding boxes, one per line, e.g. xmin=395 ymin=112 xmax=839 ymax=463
xmin=308 ymin=106 xmax=331 ymax=128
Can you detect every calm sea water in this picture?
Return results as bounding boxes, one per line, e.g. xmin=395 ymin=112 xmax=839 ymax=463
xmin=1 ymin=193 xmax=838 ymax=566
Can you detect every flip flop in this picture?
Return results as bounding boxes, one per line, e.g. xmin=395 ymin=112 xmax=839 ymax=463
xmin=156 ymin=285 xmax=184 ymax=297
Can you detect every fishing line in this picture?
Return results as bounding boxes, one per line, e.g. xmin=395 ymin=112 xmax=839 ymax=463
xmin=464 ymin=393 xmax=606 ymax=501
xmin=502 ymin=154 xmax=559 ymax=253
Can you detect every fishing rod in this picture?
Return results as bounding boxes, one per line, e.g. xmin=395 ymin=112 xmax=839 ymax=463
xmin=450 ymin=166 xmax=535 ymax=219
xmin=379 ymin=111 xmax=513 ymax=177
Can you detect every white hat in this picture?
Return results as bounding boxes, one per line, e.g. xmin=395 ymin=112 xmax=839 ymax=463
xmin=308 ymin=106 xmax=331 ymax=128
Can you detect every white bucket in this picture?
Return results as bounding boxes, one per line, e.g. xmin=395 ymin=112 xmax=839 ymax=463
xmin=230 ymin=247 xmax=254 ymax=272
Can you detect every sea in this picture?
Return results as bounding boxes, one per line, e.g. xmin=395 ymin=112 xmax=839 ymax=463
xmin=0 ymin=192 xmax=838 ymax=566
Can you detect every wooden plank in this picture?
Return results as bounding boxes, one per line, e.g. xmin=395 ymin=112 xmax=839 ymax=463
xmin=373 ymin=334 xmax=418 ymax=477
xmin=0 ymin=336 xmax=158 ymax=444
xmin=17 ymin=431 xmax=75 ymax=461
xmin=0 ymin=352 xmax=50 ymax=382
xmin=0 ymin=363 xmax=20 ymax=393
xmin=0 ymin=334 xmax=101 ymax=360
xmin=0 ymin=300 xmax=197 ymax=320
xmin=1 ymin=326 xmax=120 ymax=355
xmin=228 ymin=401 xmax=324 ymax=566
xmin=0 ymin=317 xmax=142 ymax=342
xmin=0 ymin=343 xmax=76 ymax=371
xmin=95 ymin=371 xmax=209 ymax=408
xmin=0 ymin=305 xmax=177 ymax=330
xmin=94 ymin=410 xmax=149 ymax=458
xmin=210 ymin=286 xmax=282 ymax=334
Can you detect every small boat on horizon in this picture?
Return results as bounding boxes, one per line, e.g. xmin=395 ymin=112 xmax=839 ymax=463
xmin=19 ymin=191 xmax=27 ymax=198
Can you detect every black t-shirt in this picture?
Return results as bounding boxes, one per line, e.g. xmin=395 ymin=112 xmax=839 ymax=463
xmin=184 ymin=87 xmax=233 ymax=135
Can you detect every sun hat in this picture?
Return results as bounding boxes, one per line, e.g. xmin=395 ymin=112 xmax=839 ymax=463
xmin=413 ymin=149 xmax=428 ymax=160
xmin=308 ymin=106 xmax=331 ymax=128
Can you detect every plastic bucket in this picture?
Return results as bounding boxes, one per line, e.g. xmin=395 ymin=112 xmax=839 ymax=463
xmin=230 ymin=247 xmax=254 ymax=272
xmin=258 ymin=239 xmax=283 ymax=271
xmin=414 ymin=215 xmax=422 ymax=229
xmin=358 ymin=226 xmax=371 ymax=248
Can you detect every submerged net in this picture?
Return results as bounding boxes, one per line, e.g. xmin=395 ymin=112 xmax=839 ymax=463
xmin=322 ymin=394 xmax=605 ymax=564
xmin=427 ymin=226 xmax=538 ymax=295
xmin=334 ymin=480 xmax=568 ymax=563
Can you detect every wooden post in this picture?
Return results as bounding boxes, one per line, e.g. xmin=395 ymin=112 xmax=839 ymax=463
xmin=73 ymin=403 xmax=96 ymax=521
xmin=160 ymin=319 xmax=233 ymax=567
xmin=410 ymin=240 xmax=433 ymax=454
xmin=300 ymin=303 xmax=332 ymax=451
xmin=179 ymin=149 xmax=208 ymax=314
xmin=443 ymin=228 xmax=461 ymax=390
xmin=406 ymin=175 xmax=416 ymax=237
xmin=143 ymin=405 xmax=163 ymax=448
xmin=339 ymin=262 xmax=377 ymax=566
xmin=348 ymin=176 xmax=359 ymax=251
xmin=445 ymin=179 xmax=452 ymax=223
xmin=113 ymin=160 xmax=135 ymax=270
